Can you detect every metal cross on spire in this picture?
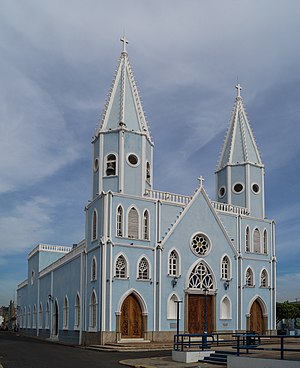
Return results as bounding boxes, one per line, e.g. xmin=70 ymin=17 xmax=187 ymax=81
xmin=198 ymin=176 xmax=205 ymax=188
xmin=120 ymin=36 xmax=129 ymax=53
xmin=235 ymin=83 xmax=242 ymax=98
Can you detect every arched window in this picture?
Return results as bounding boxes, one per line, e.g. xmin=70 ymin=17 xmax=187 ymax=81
xmin=128 ymin=207 xmax=139 ymax=239
xmin=75 ymin=294 xmax=80 ymax=328
xmin=245 ymin=226 xmax=250 ymax=252
xmin=23 ymin=307 xmax=26 ymax=329
xmin=143 ymin=210 xmax=149 ymax=240
xmin=245 ymin=267 xmax=254 ymax=287
xmin=263 ymin=230 xmax=268 ymax=254
xmin=115 ymin=255 xmax=127 ymax=278
xmin=63 ymin=296 xmax=69 ymax=329
xmin=167 ymin=294 xmax=179 ymax=319
xmin=260 ymin=269 xmax=268 ymax=287
xmin=221 ymin=256 xmax=230 ymax=280
xmin=253 ymin=228 xmax=260 ymax=253
xmin=188 ymin=261 xmax=214 ymax=290
xmin=92 ymin=210 xmax=97 ymax=241
xmin=116 ymin=206 xmax=123 ymax=237
xmin=138 ymin=257 xmax=150 ymax=280
xmin=146 ymin=162 xmax=151 ymax=183
xmin=32 ymin=305 xmax=37 ymax=328
xmin=169 ymin=250 xmax=179 ymax=276
xmin=90 ymin=291 xmax=97 ymax=329
xmin=220 ymin=296 xmax=231 ymax=319
xmin=91 ymin=257 xmax=97 ymax=281
xmin=106 ymin=154 xmax=116 ymax=176
xmin=45 ymin=302 xmax=50 ymax=329
xmin=38 ymin=303 xmax=42 ymax=329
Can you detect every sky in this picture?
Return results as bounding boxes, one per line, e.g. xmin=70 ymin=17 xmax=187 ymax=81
xmin=0 ymin=0 xmax=300 ymax=306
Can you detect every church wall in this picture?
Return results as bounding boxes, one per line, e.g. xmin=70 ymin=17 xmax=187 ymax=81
xmin=231 ymin=166 xmax=246 ymax=207
xmin=92 ymin=137 xmax=100 ymax=198
xmin=249 ymin=165 xmax=264 ymax=218
xmin=86 ymin=198 xmax=104 ymax=250
xmin=215 ymin=168 xmax=227 ymax=203
xmin=110 ymin=244 xmax=155 ymax=331
xmin=110 ymin=195 xmax=157 ymax=244
xmin=216 ymin=213 xmax=238 ymax=250
xmin=160 ymin=192 xmax=237 ymax=332
xmin=160 ymin=203 xmax=184 ymax=240
xmin=102 ymin=132 xmax=119 ymax=193
xmin=123 ymin=133 xmax=143 ymax=195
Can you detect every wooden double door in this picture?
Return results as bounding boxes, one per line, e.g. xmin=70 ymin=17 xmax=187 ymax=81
xmin=249 ymin=300 xmax=264 ymax=334
xmin=121 ymin=294 xmax=143 ymax=338
xmin=188 ymin=294 xmax=213 ymax=334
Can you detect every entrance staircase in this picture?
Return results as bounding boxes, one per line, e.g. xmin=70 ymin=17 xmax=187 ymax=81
xmin=86 ymin=341 xmax=173 ymax=352
xmin=203 ymin=350 xmax=238 ymax=366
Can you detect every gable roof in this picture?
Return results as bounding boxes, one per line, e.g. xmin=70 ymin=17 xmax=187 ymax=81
xmin=96 ymin=41 xmax=152 ymax=143
xmin=216 ymin=84 xmax=263 ymax=172
xmin=160 ymin=184 xmax=238 ymax=256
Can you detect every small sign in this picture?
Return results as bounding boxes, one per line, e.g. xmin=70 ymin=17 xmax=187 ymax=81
xmin=170 ymin=323 xmax=177 ymax=329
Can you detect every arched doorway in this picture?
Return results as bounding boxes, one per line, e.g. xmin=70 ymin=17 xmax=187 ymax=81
xmin=53 ymin=301 xmax=59 ymax=336
xmin=249 ymin=299 xmax=264 ymax=334
xmin=120 ymin=294 xmax=143 ymax=338
xmin=186 ymin=260 xmax=215 ymax=333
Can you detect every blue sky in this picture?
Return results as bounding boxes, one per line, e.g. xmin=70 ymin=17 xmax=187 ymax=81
xmin=0 ymin=0 xmax=300 ymax=305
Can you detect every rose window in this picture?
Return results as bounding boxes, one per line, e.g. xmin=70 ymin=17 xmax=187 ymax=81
xmin=191 ymin=233 xmax=210 ymax=256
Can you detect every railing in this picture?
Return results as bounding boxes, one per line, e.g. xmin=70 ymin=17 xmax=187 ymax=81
xmin=211 ymin=201 xmax=250 ymax=215
xmin=174 ymin=333 xmax=214 ymax=351
xmin=28 ymin=243 xmax=72 ymax=259
xmin=144 ymin=189 xmax=192 ymax=205
xmin=145 ymin=189 xmax=250 ymax=216
xmin=233 ymin=333 xmax=300 ymax=360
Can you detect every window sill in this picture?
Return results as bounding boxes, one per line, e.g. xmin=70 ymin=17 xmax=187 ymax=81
xmin=220 ymin=317 xmax=232 ymax=320
xmin=88 ymin=327 xmax=97 ymax=332
xmin=244 ymin=285 xmax=255 ymax=288
xmin=114 ymin=276 xmax=129 ymax=280
xmin=74 ymin=326 xmax=80 ymax=331
xmin=137 ymin=278 xmax=152 ymax=282
xmin=63 ymin=327 xmax=69 ymax=331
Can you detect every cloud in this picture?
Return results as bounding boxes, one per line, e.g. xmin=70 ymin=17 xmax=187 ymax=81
xmin=0 ymin=196 xmax=55 ymax=256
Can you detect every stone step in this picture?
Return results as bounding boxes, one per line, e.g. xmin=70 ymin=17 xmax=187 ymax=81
xmin=87 ymin=342 xmax=173 ymax=352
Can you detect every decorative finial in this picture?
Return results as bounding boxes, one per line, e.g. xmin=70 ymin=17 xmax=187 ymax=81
xmin=198 ymin=176 xmax=205 ymax=188
xmin=120 ymin=36 xmax=129 ymax=54
xmin=235 ymin=83 xmax=242 ymax=98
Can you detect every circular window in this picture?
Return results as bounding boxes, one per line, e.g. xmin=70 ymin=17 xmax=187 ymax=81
xmin=233 ymin=182 xmax=244 ymax=194
xmin=94 ymin=158 xmax=99 ymax=172
xmin=191 ymin=233 xmax=211 ymax=256
xmin=127 ymin=154 xmax=139 ymax=166
xmin=252 ymin=183 xmax=260 ymax=194
xmin=218 ymin=186 xmax=226 ymax=198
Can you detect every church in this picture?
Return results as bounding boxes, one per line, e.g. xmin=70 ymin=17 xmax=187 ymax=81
xmin=17 ymin=39 xmax=276 ymax=346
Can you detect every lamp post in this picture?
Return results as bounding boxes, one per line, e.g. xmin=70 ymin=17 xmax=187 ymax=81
xmin=202 ymin=287 xmax=209 ymax=349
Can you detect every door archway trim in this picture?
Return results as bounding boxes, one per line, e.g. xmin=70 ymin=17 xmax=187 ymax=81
xmin=116 ymin=288 xmax=148 ymax=316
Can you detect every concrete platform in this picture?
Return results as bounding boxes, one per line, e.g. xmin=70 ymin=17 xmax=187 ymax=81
xmin=120 ymin=341 xmax=300 ymax=368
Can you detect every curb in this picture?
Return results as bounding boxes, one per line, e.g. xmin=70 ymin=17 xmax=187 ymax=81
xmin=119 ymin=360 xmax=155 ymax=368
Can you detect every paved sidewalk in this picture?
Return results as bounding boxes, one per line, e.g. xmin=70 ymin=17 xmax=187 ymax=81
xmin=120 ymin=355 xmax=217 ymax=368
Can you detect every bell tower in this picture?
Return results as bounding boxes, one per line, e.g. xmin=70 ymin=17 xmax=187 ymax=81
xmin=215 ymin=85 xmax=265 ymax=218
xmin=91 ymin=38 xmax=154 ymax=198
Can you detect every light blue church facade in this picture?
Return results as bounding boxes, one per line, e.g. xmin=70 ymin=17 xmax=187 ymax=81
xmin=17 ymin=42 xmax=276 ymax=345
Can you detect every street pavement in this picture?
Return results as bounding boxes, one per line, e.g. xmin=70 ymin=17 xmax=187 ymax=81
xmin=0 ymin=332 xmax=167 ymax=368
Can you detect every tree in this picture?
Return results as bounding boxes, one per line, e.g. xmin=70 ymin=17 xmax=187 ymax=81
xmin=276 ymin=302 xmax=300 ymax=325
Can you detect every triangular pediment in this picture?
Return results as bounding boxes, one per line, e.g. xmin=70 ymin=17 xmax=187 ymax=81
xmin=161 ymin=186 xmax=237 ymax=257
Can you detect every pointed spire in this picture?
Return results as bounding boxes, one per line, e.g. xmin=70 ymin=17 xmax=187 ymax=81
xmin=96 ymin=38 xmax=153 ymax=143
xmin=216 ymin=84 xmax=263 ymax=171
